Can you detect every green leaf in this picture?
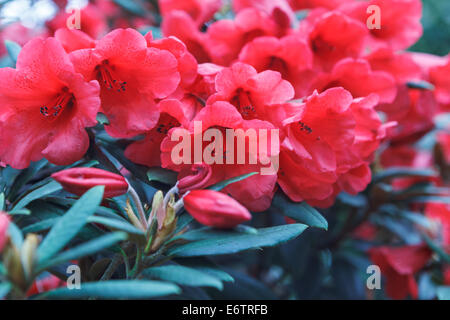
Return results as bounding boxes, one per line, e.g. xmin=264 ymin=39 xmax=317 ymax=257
xmin=423 ymin=234 xmax=450 ymax=263
xmin=87 ymin=216 xmax=145 ymax=236
xmin=113 ymin=0 xmax=148 ymax=16
xmin=40 ymin=232 xmax=128 ymax=270
xmin=372 ymin=167 xmax=436 ymax=184
xmin=437 ymin=286 xmax=450 ymax=300
xmin=208 ymin=172 xmax=258 ymax=191
xmin=22 ymin=218 xmax=59 ymax=234
xmin=272 ymin=193 xmax=328 ymax=230
xmin=0 ymin=282 xmax=11 ymax=299
xmin=407 ymin=80 xmax=435 ymax=90
xmin=37 ymin=186 xmax=104 ymax=264
xmin=8 ymin=159 xmax=47 ymax=201
xmin=96 ymin=112 xmax=110 ymax=125
xmin=147 ymin=167 xmax=178 ymax=185
xmin=4 ymin=40 xmax=21 ymax=64
xmin=167 ymin=224 xmax=308 ymax=257
xmin=13 ymin=180 xmax=62 ymax=210
xmin=8 ymin=222 xmax=23 ymax=248
xmin=39 ymin=280 xmax=180 ymax=299
xmin=0 ymin=193 xmax=5 ymax=211
xmin=143 ymin=265 xmax=224 ymax=290
xmin=8 ymin=208 xmax=31 ymax=216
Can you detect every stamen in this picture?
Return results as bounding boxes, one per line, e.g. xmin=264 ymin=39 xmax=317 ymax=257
xmin=96 ymin=60 xmax=127 ymax=92
xmin=40 ymin=88 xmax=73 ymax=122
xmin=231 ymin=89 xmax=256 ymax=120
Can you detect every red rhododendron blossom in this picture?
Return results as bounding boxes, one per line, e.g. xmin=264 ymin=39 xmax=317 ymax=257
xmin=338 ymin=0 xmax=423 ymax=50
xmin=300 ymin=11 xmax=368 ymax=71
xmin=311 ymin=58 xmax=397 ymax=104
xmin=0 ymin=38 xmax=100 ymax=169
xmin=159 ymin=0 xmax=222 ymax=27
xmin=207 ymin=62 xmax=295 ymax=123
xmin=207 ymin=8 xmax=289 ymax=66
xmin=233 ymin=0 xmax=295 ymax=29
xmin=188 ymin=63 xmax=224 ymax=101
xmin=52 ymin=167 xmax=129 ymax=198
xmin=144 ymin=32 xmax=198 ymax=88
xmin=26 ymin=274 xmax=66 ymax=296
xmin=177 ymin=163 xmax=213 ymax=194
xmin=162 ymin=11 xmax=212 ymax=63
xmin=0 ymin=23 xmax=48 ymax=58
xmin=183 ymin=189 xmax=252 ymax=228
xmin=54 ymin=28 xmax=96 ymax=53
xmin=289 ymin=0 xmax=351 ymax=10
xmin=70 ymin=28 xmax=180 ymax=138
xmin=125 ymin=98 xmax=199 ymax=167
xmin=0 ymin=211 xmax=10 ymax=253
xmin=429 ymin=58 xmax=450 ymax=110
xmin=46 ymin=3 xmax=109 ymax=39
xmin=369 ymin=244 xmax=432 ymax=300
xmin=239 ymin=35 xmax=313 ymax=96
xmin=161 ymin=101 xmax=278 ymax=212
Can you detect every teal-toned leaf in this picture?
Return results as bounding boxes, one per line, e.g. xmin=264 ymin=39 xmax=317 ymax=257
xmin=4 ymin=40 xmax=21 ymax=64
xmin=13 ymin=180 xmax=62 ymax=210
xmin=143 ymin=265 xmax=224 ymax=290
xmin=423 ymin=234 xmax=450 ymax=263
xmin=437 ymin=286 xmax=450 ymax=300
xmin=8 ymin=208 xmax=31 ymax=215
xmin=37 ymin=186 xmax=104 ymax=264
xmin=96 ymin=112 xmax=110 ymax=125
xmin=22 ymin=218 xmax=59 ymax=234
xmin=407 ymin=80 xmax=435 ymax=90
xmin=87 ymin=216 xmax=145 ymax=236
xmin=208 ymin=172 xmax=258 ymax=191
xmin=113 ymin=0 xmax=148 ymax=16
xmin=39 ymin=280 xmax=180 ymax=299
xmin=8 ymin=159 xmax=48 ymax=201
xmin=147 ymin=167 xmax=178 ymax=186
xmin=40 ymin=232 xmax=128 ymax=270
xmin=372 ymin=167 xmax=436 ymax=184
xmin=272 ymin=193 xmax=328 ymax=230
xmin=0 ymin=193 xmax=5 ymax=211
xmin=167 ymin=224 xmax=308 ymax=257
xmin=8 ymin=222 xmax=23 ymax=248
xmin=0 ymin=282 xmax=11 ymax=299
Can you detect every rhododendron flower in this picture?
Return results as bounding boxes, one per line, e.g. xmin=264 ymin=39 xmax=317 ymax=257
xmin=207 ymin=62 xmax=295 ymax=123
xmin=46 ymin=3 xmax=109 ymax=39
xmin=233 ymin=0 xmax=295 ymax=28
xmin=184 ymin=189 xmax=252 ymax=228
xmin=311 ymin=58 xmax=397 ymax=104
xmin=69 ymin=28 xmax=180 ymax=138
xmin=300 ymin=11 xmax=368 ymax=71
xmin=369 ymin=244 xmax=432 ymax=300
xmin=338 ymin=0 xmax=423 ymax=50
xmin=0 ymin=23 xmax=48 ymax=58
xmin=239 ymin=35 xmax=313 ymax=96
xmin=188 ymin=63 xmax=224 ymax=101
xmin=162 ymin=11 xmax=212 ymax=63
xmin=178 ymin=163 xmax=213 ymax=194
xmin=159 ymin=0 xmax=222 ymax=27
xmin=0 ymin=38 xmax=100 ymax=169
xmin=0 ymin=211 xmax=10 ymax=252
xmin=26 ymin=274 xmax=66 ymax=296
xmin=289 ymin=0 xmax=351 ymax=10
xmin=125 ymin=98 xmax=199 ymax=167
xmin=161 ymin=101 xmax=278 ymax=212
xmin=52 ymin=167 xmax=129 ymax=198
xmin=54 ymin=28 xmax=96 ymax=53
xmin=429 ymin=58 xmax=450 ymax=110
xmin=207 ymin=8 xmax=290 ymax=66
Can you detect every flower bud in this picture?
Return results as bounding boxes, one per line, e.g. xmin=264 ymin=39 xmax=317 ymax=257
xmin=183 ymin=190 xmax=252 ymax=229
xmin=52 ymin=167 xmax=129 ymax=199
xmin=178 ymin=163 xmax=212 ymax=194
xmin=0 ymin=211 xmax=10 ymax=252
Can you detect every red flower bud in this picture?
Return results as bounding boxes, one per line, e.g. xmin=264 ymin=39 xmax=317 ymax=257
xmin=0 ymin=211 xmax=10 ymax=252
xmin=178 ymin=163 xmax=212 ymax=194
xmin=51 ymin=167 xmax=129 ymax=199
xmin=183 ymin=190 xmax=252 ymax=229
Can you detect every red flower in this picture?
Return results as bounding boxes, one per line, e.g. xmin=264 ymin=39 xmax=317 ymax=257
xmin=162 ymin=11 xmax=212 ymax=63
xmin=178 ymin=163 xmax=213 ymax=194
xmin=289 ymin=0 xmax=351 ymax=10
xmin=161 ymin=101 xmax=278 ymax=212
xmin=233 ymin=0 xmax=295 ymax=28
xmin=26 ymin=275 xmax=66 ymax=296
xmin=429 ymin=58 xmax=450 ymax=110
xmin=207 ymin=62 xmax=295 ymax=122
xmin=239 ymin=35 xmax=313 ymax=96
xmin=188 ymin=63 xmax=224 ymax=101
xmin=124 ymin=98 xmax=199 ymax=167
xmin=0 ymin=38 xmax=100 ymax=169
xmin=183 ymin=189 xmax=252 ymax=228
xmin=311 ymin=58 xmax=397 ymax=104
xmin=70 ymin=28 xmax=180 ymax=138
xmin=0 ymin=23 xmax=48 ymax=58
xmin=208 ymin=8 xmax=289 ymax=66
xmin=159 ymin=0 xmax=222 ymax=27
xmin=0 ymin=212 xmax=10 ymax=253
xmin=54 ymin=29 xmax=96 ymax=53
xmin=301 ymin=10 xmax=368 ymax=71
xmin=369 ymin=244 xmax=432 ymax=300
xmin=338 ymin=0 xmax=423 ymax=50
xmin=46 ymin=3 xmax=109 ymax=39
xmin=52 ymin=167 xmax=129 ymax=199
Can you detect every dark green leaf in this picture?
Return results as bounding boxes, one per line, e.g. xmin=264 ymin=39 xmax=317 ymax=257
xmin=167 ymin=224 xmax=308 ymax=257
xmin=37 ymin=186 xmax=104 ymax=264
xmin=143 ymin=265 xmax=224 ymax=290
xmin=13 ymin=180 xmax=62 ymax=210
xmin=147 ymin=167 xmax=178 ymax=185
xmin=407 ymin=80 xmax=435 ymax=90
xmin=208 ymin=172 xmax=258 ymax=191
xmin=0 ymin=282 xmax=11 ymax=299
xmin=372 ymin=167 xmax=436 ymax=184
xmin=4 ymin=40 xmax=21 ymax=64
xmin=87 ymin=216 xmax=145 ymax=236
